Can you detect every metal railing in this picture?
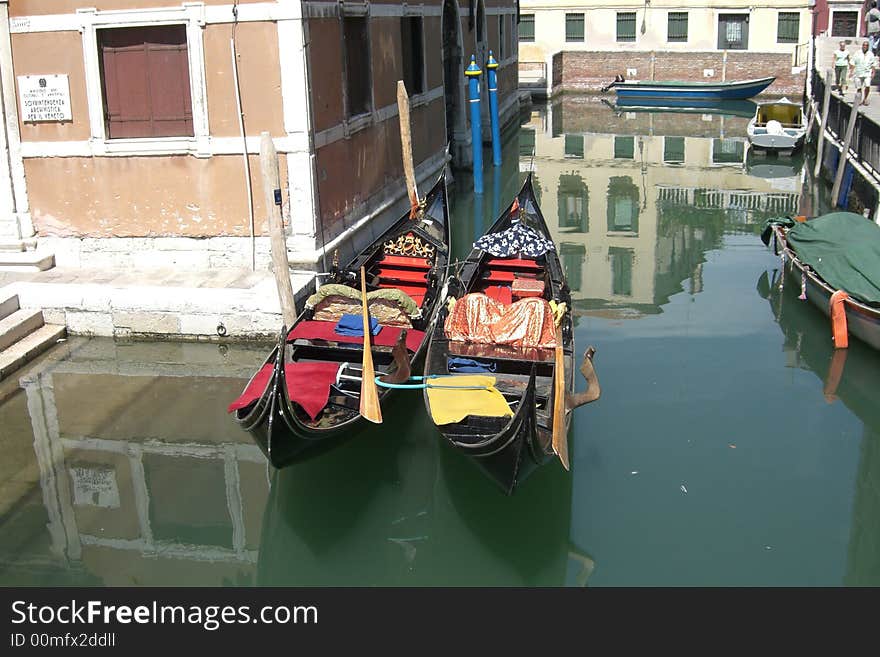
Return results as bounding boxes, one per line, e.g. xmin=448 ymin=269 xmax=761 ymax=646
xmin=813 ymin=69 xmax=880 ymax=176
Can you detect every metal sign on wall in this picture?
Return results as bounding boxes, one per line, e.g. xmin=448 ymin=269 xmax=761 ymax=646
xmin=17 ymin=74 xmax=72 ymax=122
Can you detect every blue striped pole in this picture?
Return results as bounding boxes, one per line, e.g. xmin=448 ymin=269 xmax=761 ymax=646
xmin=465 ymin=55 xmax=483 ymax=195
xmin=486 ymin=51 xmax=502 ymax=167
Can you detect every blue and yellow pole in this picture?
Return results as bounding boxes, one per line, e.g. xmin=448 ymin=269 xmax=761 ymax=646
xmin=486 ymin=51 xmax=502 ymax=167
xmin=465 ymin=55 xmax=483 ymax=195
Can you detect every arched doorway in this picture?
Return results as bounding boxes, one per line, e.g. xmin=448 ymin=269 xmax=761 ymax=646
xmin=442 ymin=0 xmax=469 ymax=169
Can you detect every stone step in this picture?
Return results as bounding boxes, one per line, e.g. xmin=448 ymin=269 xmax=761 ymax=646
xmin=0 ymin=238 xmax=38 ymax=252
xmin=0 ymin=294 xmax=19 ymax=321
xmin=0 ymin=308 xmax=44 ymax=352
xmin=0 ymin=323 xmax=66 ymax=381
xmin=0 ymin=250 xmax=54 ymax=272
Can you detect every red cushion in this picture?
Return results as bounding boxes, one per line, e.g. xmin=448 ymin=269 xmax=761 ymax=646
xmin=376 ymin=267 xmax=428 ymax=283
xmin=227 ymin=363 xmax=274 ymax=413
xmin=486 ymin=258 xmax=542 ymax=270
xmin=380 ymin=255 xmax=431 ymax=269
xmin=484 ymin=270 xmax=516 ymax=282
xmin=484 ymin=285 xmax=512 ymax=305
xmin=377 ymin=282 xmax=425 ymax=306
xmin=288 ymin=321 xmax=426 ymax=352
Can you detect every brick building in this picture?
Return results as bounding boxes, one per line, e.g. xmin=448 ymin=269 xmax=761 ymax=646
xmin=0 ymin=0 xmax=521 ymax=272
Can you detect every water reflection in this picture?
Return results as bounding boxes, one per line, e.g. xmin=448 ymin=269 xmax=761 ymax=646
xmin=757 ymin=270 xmax=880 ymax=586
xmin=528 ymin=97 xmax=803 ymax=319
xmin=0 ymin=338 xmax=269 ymax=586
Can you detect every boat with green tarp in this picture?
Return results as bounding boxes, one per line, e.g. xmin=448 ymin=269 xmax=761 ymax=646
xmin=762 ymin=212 xmax=880 ymax=350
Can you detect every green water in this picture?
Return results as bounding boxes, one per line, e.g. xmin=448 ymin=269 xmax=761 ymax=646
xmin=1 ymin=99 xmax=878 ymax=586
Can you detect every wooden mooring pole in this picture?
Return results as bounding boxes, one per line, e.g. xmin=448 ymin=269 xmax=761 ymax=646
xmin=260 ymin=132 xmax=297 ymax=328
xmin=831 ymin=90 xmax=862 ymax=207
xmin=396 ymin=81 xmax=419 ymax=209
xmin=814 ymin=69 xmax=833 ymax=178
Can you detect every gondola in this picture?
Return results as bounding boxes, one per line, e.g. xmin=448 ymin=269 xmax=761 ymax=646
xmin=763 ymin=212 xmax=880 ymax=351
xmin=421 ymin=174 xmax=599 ymax=495
xmin=228 ymin=173 xmax=451 ymax=467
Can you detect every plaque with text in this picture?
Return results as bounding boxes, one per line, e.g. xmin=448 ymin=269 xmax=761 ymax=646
xmin=18 ymin=74 xmax=72 ymax=122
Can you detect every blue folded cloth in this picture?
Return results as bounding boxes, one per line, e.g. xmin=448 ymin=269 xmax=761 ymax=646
xmin=335 ymin=313 xmax=381 ymax=337
xmin=447 ymin=357 xmax=496 ymax=373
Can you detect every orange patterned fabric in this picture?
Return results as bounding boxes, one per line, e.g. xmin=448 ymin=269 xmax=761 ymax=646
xmin=444 ymin=293 xmax=505 ymax=343
xmin=444 ymin=293 xmax=558 ymax=348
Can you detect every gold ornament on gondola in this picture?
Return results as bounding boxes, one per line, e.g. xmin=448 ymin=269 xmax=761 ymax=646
xmin=383 ymin=233 xmax=435 ymax=260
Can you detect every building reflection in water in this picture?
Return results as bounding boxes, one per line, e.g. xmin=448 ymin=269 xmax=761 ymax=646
xmin=0 ymin=337 xmax=593 ymax=586
xmin=0 ymin=338 xmax=269 ymax=586
xmin=523 ymin=97 xmax=804 ymax=319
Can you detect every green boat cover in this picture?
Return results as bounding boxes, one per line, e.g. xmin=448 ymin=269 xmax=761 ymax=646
xmin=761 ymin=212 xmax=880 ymax=305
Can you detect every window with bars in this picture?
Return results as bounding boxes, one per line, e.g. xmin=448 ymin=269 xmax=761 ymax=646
xmin=565 ymin=134 xmax=584 ymax=158
xmin=519 ymin=14 xmax=535 ymax=42
xmin=663 ymin=137 xmax=685 ymax=163
xmin=401 ymin=17 xmax=424 ymax=95
xmin=344 ymin=17 xmax=371 ymax=117
xmin=831 ymin=11 xmax=857 ymax=37
xmin=777 ymin=12 xmax=799 ymax=43
xmin=607 ymin=176 xmax=639 ymax=234
xmin=617 ymin=12 xmax=636 ymax=42
xmin=98 ymin=25 xmax=193 ymax=139
xmin=667 ymin=12 xmax=688 ymax=42
xmin=566 ymin=14 xmax=585 ymax=42
xmin=718 ymin=14 xmax=749 ymax=50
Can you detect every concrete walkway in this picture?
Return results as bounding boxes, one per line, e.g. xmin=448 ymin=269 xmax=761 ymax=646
xmin=0 ymin=266 xmax=317 ymax=342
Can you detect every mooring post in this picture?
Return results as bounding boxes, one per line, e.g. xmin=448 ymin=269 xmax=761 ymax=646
xmin=831 ymin=90 xmax=862 ymax=207
xmin=466 ymin=55 xmax=484 ymax=194
xmin=260 ymin=132 xmax=297 ymax=327
xmin=486 ymin=50 xmax=502 ymax=167
xmin=814 ymin=68 xmax=833 ymax=178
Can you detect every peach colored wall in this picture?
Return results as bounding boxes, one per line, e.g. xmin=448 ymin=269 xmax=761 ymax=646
xmin=205 ymin=22 xmax=284 ymax=138
xmin=12 ymin=31 xmax=90 ymax=141
xmin=315 ymin=96 xmax=444 ymax=232
xmin=308 ymin=18 xmax=344 ymax=133
xmin=10 ymin=0 xmax=264 ymax=17
xmin=24 ymin=153 xmax=286 ymax=238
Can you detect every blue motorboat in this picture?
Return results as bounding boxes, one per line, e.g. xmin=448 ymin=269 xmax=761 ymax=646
xmin=607 ymin=76 xmax=776 ymax=101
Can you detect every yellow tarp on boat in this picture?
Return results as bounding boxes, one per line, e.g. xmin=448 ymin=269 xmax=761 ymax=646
xmin=426 ymin=375 xmax=513 ymax=426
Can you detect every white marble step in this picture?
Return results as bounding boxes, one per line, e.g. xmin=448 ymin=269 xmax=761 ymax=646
xmin=0 ymin=323 xmax=66 ymax=381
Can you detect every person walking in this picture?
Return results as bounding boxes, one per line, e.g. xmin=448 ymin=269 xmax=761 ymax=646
xmin=867 ymin=2 xmax=880 ymax=54
xmin=834 ymin=41 xmax=852 ymax=92
xmin=851 ymin=40 xmax=877 ymax=105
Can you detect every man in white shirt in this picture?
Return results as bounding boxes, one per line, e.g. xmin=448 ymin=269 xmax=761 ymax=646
xmin=851 ymin=40 xmax=877 ymax=105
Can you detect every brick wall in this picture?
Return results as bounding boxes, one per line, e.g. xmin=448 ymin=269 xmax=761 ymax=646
xmin=554 ymin=51 xmax=805 ymax=97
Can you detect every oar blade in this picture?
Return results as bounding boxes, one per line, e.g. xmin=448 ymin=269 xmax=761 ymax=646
xmin=358 ymin=266 xmax=383 ymax=424
xmin=551 ymin=324 xmax=569 ymax=470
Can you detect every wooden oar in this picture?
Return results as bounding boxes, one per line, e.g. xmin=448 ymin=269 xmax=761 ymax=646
xmin=358 ymin=266 xmax=382 ymax=423
xmin=551 ymin=323 xmax=569 ymax=470
xmin=397 ymin=81 xmax=419 ymax=216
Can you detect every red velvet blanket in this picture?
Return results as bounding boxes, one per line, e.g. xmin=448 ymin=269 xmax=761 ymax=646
xmin=227 ymin=361 xmax=342 ymax=421
xmin=287 ymin=321 xmax=424 ymax=353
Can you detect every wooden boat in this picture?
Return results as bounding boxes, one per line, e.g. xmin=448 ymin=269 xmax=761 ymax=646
xmin=604 ymin=76 xmax=775 ymax=101
xmin=421 ymin=174 xmax=599 ymax=495
xmin=228 ymin=174 xmax=451 ymax=467
xmin=764 ymin=214 xmax=880 ymax=351
xmin=746 ymin=97 xmax=806 ymax=152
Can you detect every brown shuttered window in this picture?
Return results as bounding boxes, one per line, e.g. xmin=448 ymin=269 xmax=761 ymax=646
xmin=98 ymin=25 xmax=193 ymax=139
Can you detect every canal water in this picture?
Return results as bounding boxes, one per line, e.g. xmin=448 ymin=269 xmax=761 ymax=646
xmin=1 ymin=97 xmax=878 ymax=586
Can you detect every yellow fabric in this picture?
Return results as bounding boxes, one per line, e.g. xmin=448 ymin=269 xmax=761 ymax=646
xmin=426 ymin=375 xmax=513 ymax=425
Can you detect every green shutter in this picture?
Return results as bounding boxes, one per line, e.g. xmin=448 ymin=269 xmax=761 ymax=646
xmin=777 ymin=12 xmax=799 ymax=43
xmin=565 ymin=14 xmax=585 ymax=42
xmin=617 ymin=12 xmax=636 ymax=42
xmin=519 ymin=14 xmax=535 ymax=42
xmin=614 ymin=136 xmax=634 ymax=159
xmin=668 ymin=12 xmax=688 ymax=42
xmin=663 ymin=137 xmax=685 ymax=163
xmin=565 ymin=134 xmax=584 ymax=158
